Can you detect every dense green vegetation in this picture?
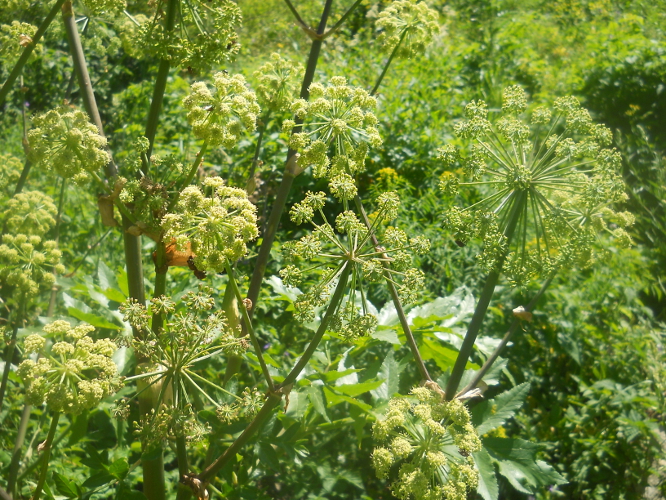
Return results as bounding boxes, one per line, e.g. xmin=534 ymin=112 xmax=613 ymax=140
xmin=0 ymin=1 xmax=664 ymax=499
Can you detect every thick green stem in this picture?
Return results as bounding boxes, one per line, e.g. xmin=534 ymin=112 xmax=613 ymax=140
xmin=353 ymin=195 xmax=431 ymax=382
xmin=61 ymin=0 xmax=116 ymax=177
xmin=31 ymin=412 xmax=61 ymax=500
xmin=224 ymin=261 xmax=274 ymax=391
xmin=0 ymin=0 xmax=67 ymax=107
xmin=222 ymin=278 xmax=242 ymax=386
xmin=151 ymin=242 xmax=168 ymax=334
xmin=175 ymin=436 xmax=191 ymax=500
xmin=371 ymin=28 xmax=408 ymax=96
xmin=245 ymin=0 xmax=333 ymax=320
xmin=199 ymin=262 xmax=351 ymax=485
xmin=445 ymin=193 xmax=526 ymax=400
xmin=144 ymin=0 xmax=179 ymax=165
xmin=459 ymin=274 xmax=554 ymax=396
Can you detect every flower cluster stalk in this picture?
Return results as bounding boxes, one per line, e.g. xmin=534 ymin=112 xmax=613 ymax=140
xmin=445 ymin=192 xmax=526 ymax=400
xmin=198 ymin=262 xmax=352 ymax=485
xmin=0 ymin=299 xmax=25 ymax=410
xmin=143 ymin=0 xmax=179 ymax=165
xmin=245 ymin=0 xmax=334 ymax=319
xmin=459 ymin=274 xmax=554 ymax=396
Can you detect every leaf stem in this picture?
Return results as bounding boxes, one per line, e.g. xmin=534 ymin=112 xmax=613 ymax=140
xmin=322 ymin=0 xmax=365 ymax=39
xmin=0 ymin=297 xmax=25 ymax=410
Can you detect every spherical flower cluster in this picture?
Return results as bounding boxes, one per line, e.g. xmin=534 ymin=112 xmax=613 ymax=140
xmin=216 ymin=387 xmax=265 ymax=424
xmin=0 ymin=234 xmax=64 ymax=296
xmin=17 ymin=320 xmax=120 ymax=414
xmin=136 ymin=0 xmax=241 ymax=71
xmin=27 ymin=107 xmax=110 ymax=183
xmin=183 ymin=73 xmax=260 ymax=148
xmin=283 ymin=76 xmax=382 ymax=179
xmin=253 ymin=52 xmax=303 ymax=113
xmin=440 ymin=86 xmax=631 ymax=285
xmin=4 ymin=190 xmax=57 ymax=236
xmin=372 ymin=386 xmax=481 ymax=500
xmin=0 ymin=153 xmax=22 ymax=197
xmin=0 ymin=21 xmax=39 ymax=65
xmin=120 ymin=290 xmax=250 ymax=443
xmin=161 ymin=177 xmax=259 ymax=272
xmin=281 ymin=191 xmax=429 ymax=339
xmin=376 ymin=0 xmax=440 ymax=58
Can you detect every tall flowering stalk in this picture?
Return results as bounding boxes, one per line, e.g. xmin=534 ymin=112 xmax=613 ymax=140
xmin=439 ymin=86 xmax=631 ymax=399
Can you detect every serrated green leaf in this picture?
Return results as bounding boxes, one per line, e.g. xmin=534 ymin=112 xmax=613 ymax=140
xmin=371 ymin=327 xmax=401 ymax=345
xmin=108 ymin=457 xmax=129 ymax=480
xmin=483 ymin=437 xmax=567 ymax=494
xmin=53 ymin=471 xmax=78 ymax=498
xmin=473 ymin=448 xmax=499 ymax=500
xmin=63 ymin=293 xmax=122 ymax=330
xmin=473 ymin=383 xmax=530 ymax=435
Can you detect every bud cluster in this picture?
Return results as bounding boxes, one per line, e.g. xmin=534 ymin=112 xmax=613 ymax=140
xmin=372 ymin=386 xmax=481 ymax=500
xmin=17 ymin=321 xmax=120 ymax=414
xmin=161 ymin=176 xmax=259 ymax=272
xmin=376 ymin=0 xmax=440 ymax=58
xmin=283 ymin=76 xmax=382 ymax=179
xmin=28 ymin=107 xmax=110 ymax=183
xmin=253 ymin=52 xmax=303 ymax=113
xmin=0 ymin=21 xmax=38 ymax=63
xmin=281 ymin=191 xmax=429 ymax=340
xmin=0 ymin=153 xmax=22 ymax=198
xmin=183 ymin=73 xmax=260 ymax=148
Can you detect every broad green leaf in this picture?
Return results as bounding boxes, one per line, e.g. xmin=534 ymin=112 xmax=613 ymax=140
xmin=97 ymin=261 xmax=119 ymax=292
xmin=82 ymin=470 xmax=114 ymax=488
xmin=420 ymin=338 xmax=466 ymax=371
xmin=473 ymin=383 xmax=530 ymax=435
xmin=257 ymin=442 xmax=281 ymax=472
xmin=108 ymin=457 xmax=130 ymax=480
xmin=371 ymin=350 xmax=403 ymax=402
xmin=371 ymin=326 xmax=401 ymax=345
xmin=306 ymin=385 xmax=330 ymax=422
xmin=334 ymin=379 xmax=384 ymax=397
xmin=53 ymin=472 xmax=78 ymax=498
xmin=483 ymin=437 xmax=567 ymax=494
xmin=68 ymin=411 xmax=89 ymax=446
xmin=473 ymin=448 xmax=499 ymax=500
xmin=323 ymin=387 xmax=372 ymax=412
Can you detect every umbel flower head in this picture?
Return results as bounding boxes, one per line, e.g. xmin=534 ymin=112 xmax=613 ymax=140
xmin=27 ymin=106 xmax=110 ymax=183
xmin=439 ymin=86 xmax=631 ymax=286
xmin=376 ymin=0 xmax=440 ymax=58
xmin=253 ymin=52 xmax=304 ymax=113
xmin=79 ymin=0 xmax=126 ymax=15
xmin=4 ymin=190 xmax=57 ymax=236
xmin=18 ymin=320 xmax=120 ymax=414
xmin=0 ymin=234 xmax=64 ymax=297
xmin=0 ymin=21 xmax=39 ymax=64
xmin=183 ymin=73 xmax=260 ymax=148
xmin=283 ymin=76 xmax=382 ymax=180
xmin=136 ymin=0 xmax=241 ymax=72
xmin=119 ymin=290 xmax=251 ymax=444
xmin=372 ymin=386 xmax=481 ymax=500
xmin=161 ymin=176 xmax=259 ymax=273
xmin=281 ymin=191 xmax=429 ymax=341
